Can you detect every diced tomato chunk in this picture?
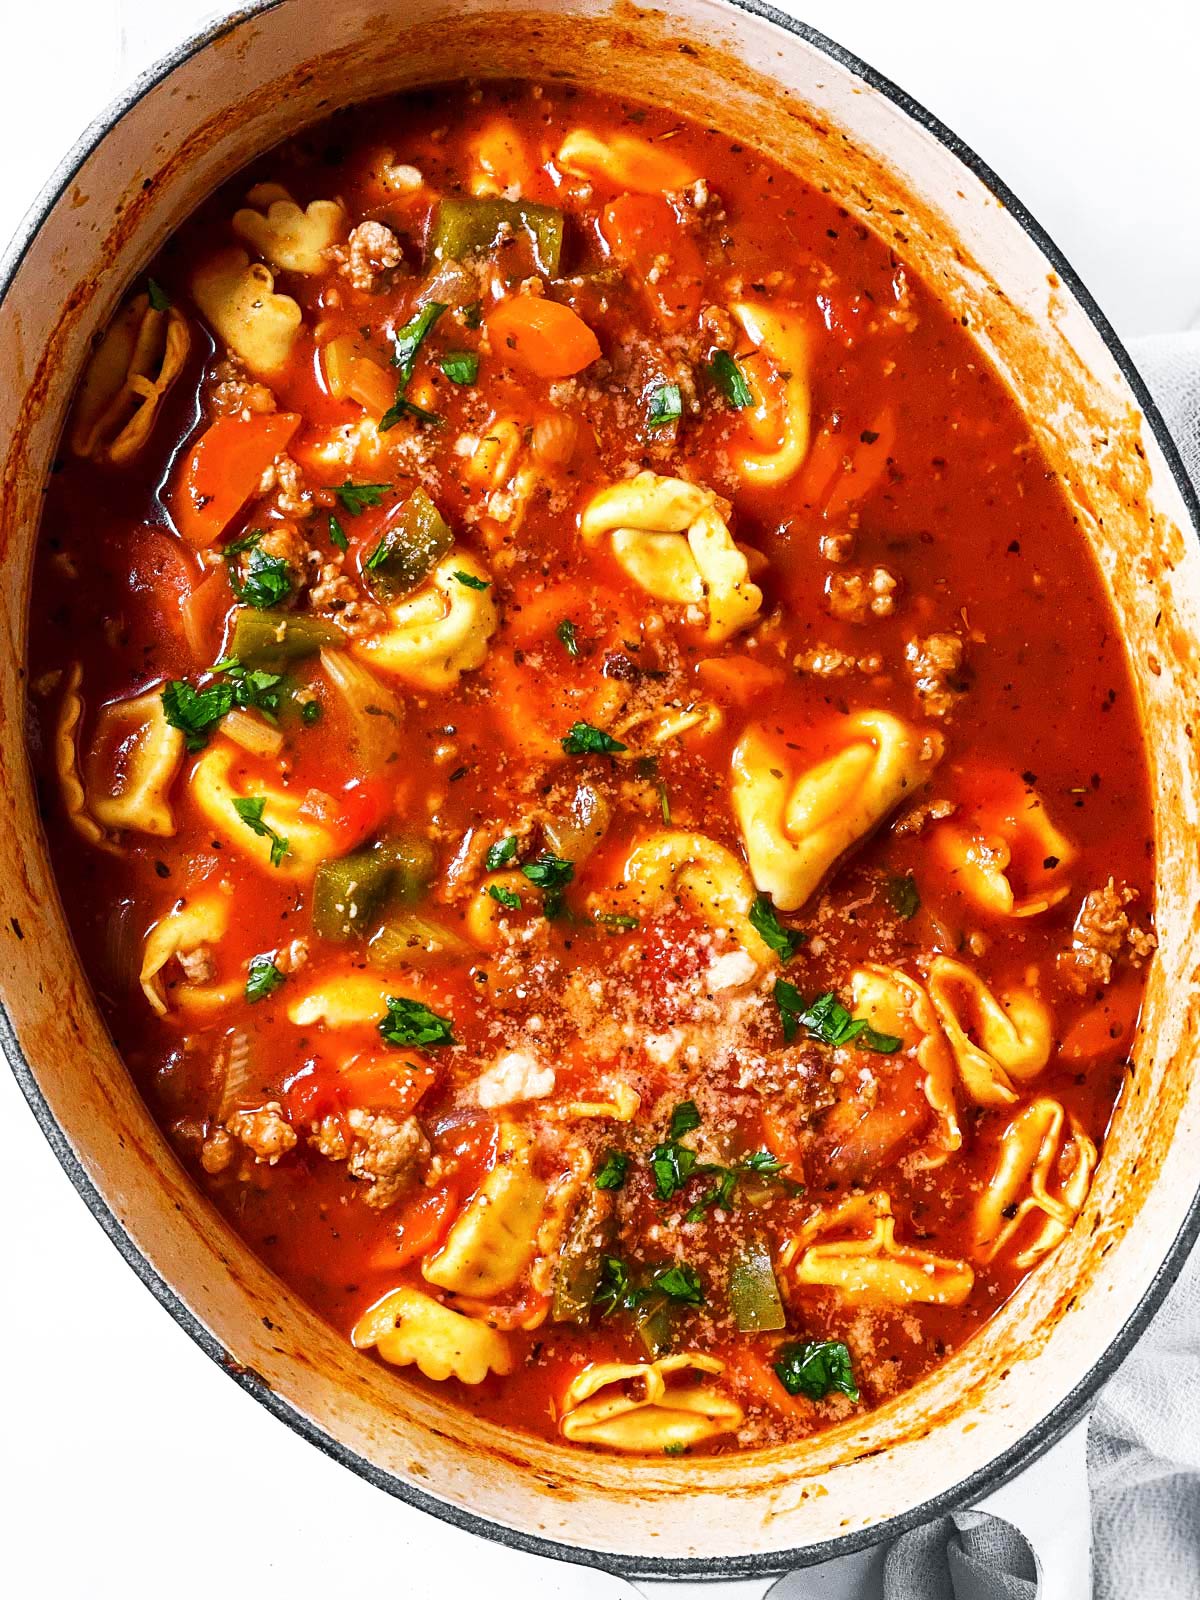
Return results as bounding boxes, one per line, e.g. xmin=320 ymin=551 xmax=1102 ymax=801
xmin=600 ymin=193 xmax=704 ymax=329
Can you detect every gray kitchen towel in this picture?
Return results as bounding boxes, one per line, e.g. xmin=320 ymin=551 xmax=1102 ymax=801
xmin=876 ymin=334 xmax=1200 ymax=1599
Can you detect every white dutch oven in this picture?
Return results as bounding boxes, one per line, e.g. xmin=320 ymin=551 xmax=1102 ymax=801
xmin=3 ymin=3 xmax=1200 ymax=1596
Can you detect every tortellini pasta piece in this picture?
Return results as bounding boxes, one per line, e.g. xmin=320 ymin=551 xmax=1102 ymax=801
xmin=732 ymin=712 xmax=943 ymax=912
xmin=617 ymin=829 xmax=775 ymax=966
xmin=232 ymin=183 xmax=348 ymax=275
xmin=140 ymin=892 xmax=238 ymax=1017
xmin=612 ymin=699 xmax=723 ymax=750
xmin=189 ymin=741 xmax=338 ymax=879
xmin=974 ymin=1098 xmax=1097 ymax=1269
xmin=580 ymin=472 xmax=761 ymax=643
xmin=849 ymin=964 xmax=961 ymax=1167
xmin=191 ymin=247 xmax=303 ymax=376
xmin=729 ymin=302 xmax=811 ymax=485
xmin=352 ymin=1285 xmax=513 ymax=1384
xmin=555 ymin=129 xmax=698 ymax=194
xmin=782 ymin=1191 xmax=974 ymax=1306
xmin=552 ymin=1081 xmax=642 ymax=1121
xmin=465 ymin=870 xmax=530 ymax=948
xmin=287 ymin=972 xmax=394 ymax=1029
xmin=424 ymin=1121 xmax=547 ymax=1297
xmin=931 ymin=783 xmax=1076 ymax=919
xmin=353 ymin=550 xmax=499 ymax=689
xmin=71 ymin=293 xmax=190 ymax=465
xmin=559 ymin=1354 xmax=743 ymax=1451
xmin=468 ymin=119 xmax=536 ymax=197
xmin=84 ymin=689 xmax=185 ymax=836
xmin=927 ymin=956 xmax=1053 ymax=1107
xmin=54 ymin=663 xmax=109 ymax=849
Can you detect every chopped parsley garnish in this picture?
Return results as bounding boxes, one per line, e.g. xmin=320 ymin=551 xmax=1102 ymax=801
xmin=561 ymin=721 xmax=627 ymax=756
xmin=485 ymin=835 xmax=519 ymax=872
xmin=378 ymin=995 xmax=456 ymax=1048
xmin=161 ymin=679 xmax=235 ymax=751
xmin=646 ymin=381 xmax=683 ymax=429
xmin=749 ymin=894 xmax=805 ymax=962
xmin=593 ymin=1255 xmax=705 ymax=1314
xmin=379 ymin=393 xmax=444 ymax=432
xmin=245 ymin=954 xmax=285 ymax=1003
xmin=651 ymin=1138 xmax=700 ymax=1202
xmin=670 ymin=1100 xmax=702 ymax=1138
xmin=773 ymin=1339 xmax=859 ymax=1402
xmin=328 ymin=512 xmax=349 ymax=551
xmin=391 ymin=301 xmax=446 ymax=384
xmin=707 ymin=349 xmax=753 ymax=409
xmin=595 ymin=911 xmax=639 ymax=932
xmin=300 ymin=699 xmax=322 ymax=726
xmin=224 ymin=530 xmax=291 ymax=610
xmin=653 ymin=1263 xmax=704 ymax=1306
xmin=334 ymin=480 xmax=389 ymax=516
xmin=663 ymin=1443 xmax=688 ymax=1457
xmin=462 ymin=301 xmax=483 ymax=330
xmin=594 ymin=1150 xmax=630 ymax=1190
xmin=556 ymin=618 xmax=581 ymax=659
xmin=211 ymin=656 xmax=284 ymax=719
xmin=453 ymin=569 xmax=491 ymax=590
xmin=886 ymin=873 xmax=921 ymax=920
xmin=774 ymin=981 xmax=901 ymax=1053
xmin=520 ymin=852 xmax=574 ymax=917
xmin=441 ymin=350 xmax=479 ymax=385
xmin=487 ymin=883 xmax=522 ymax=910
xmin=232 ymin=796 xmax=290 ymax=867
xmin=146 ymin=277 xmax=170 ymax=311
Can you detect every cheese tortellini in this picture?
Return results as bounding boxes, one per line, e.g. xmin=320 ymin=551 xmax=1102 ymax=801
xmin=932 ymin=783 xmax=1076 ymax=919
xmin=974 ymin=1098 xmax=1097 ymax=1269
xmin=730 ymin=302 xmax=811 ymax=485
xmin=189 ymin=740 xmax=339 ymax=879
xmin=782 ymin=1191 xmax=974 ymax=1306
xmin=55 ymin=664 xmax=109 ymax=850
xmin=140 ymin=892 xmax=239 ymax=1016
xmin=191 ymin=247 xmax=303 ymax=376
xmin=849 ymin=964 xmax=962 ymax=1166
xmin=71 ymin=292 xmax=191 ymax=465
xmin=287 ymin=972 xmax=394 ymax=1029
xmin=580 ymin=472 xmax=762 ymax=643
xmin=617 ymin=828 xmax=775 ymax=966
xmin=352 ymin=1285 xmax=514 ymax=1384
xmin=85 ymin=689 xmax=185 ymax=836
xmin=927 ymin=956 xmax=1053 ymax=1107
xmin=423 ymin=1122 xmax=546 ymax=1297
xmin=558 ymin=1354 xmax=743 ymax=1451
xmin=732 ymin=712 xmax=943 ymax=912
xmin=232 ymin=183 xmax=348 ymax=275
xmin=353 ymin=550 xmax=498 ymax=689
xmin=555 ymin=129 xmax=697 ymax=194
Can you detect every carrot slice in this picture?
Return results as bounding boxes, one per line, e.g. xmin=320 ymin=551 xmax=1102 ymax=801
xmin=171 ymin=411 xmax=301 ymax=547
xmin=487 ymin=297 xmax=601 ymax=378
xmin=599 ymin=193 xmax=704 ymax=329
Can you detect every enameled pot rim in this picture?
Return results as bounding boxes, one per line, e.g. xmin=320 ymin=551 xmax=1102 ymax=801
xmin=3 ymin=0 xmax=1199 ymax=1579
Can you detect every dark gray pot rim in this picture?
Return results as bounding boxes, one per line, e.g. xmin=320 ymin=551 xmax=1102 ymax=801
xmin=3 ymin=0 xmax=1198 ymax=1581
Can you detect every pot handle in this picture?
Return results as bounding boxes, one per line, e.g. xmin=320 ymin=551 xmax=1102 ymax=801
xmin=624 ymin=1412 xmax=1090 ymax=1600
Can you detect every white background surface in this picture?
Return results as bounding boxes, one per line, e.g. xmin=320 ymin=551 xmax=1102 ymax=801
xmin=2 ymin=3 xmax=1198 ymax=1596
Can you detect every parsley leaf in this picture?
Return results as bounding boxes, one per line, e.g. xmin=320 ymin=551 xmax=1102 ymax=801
xmin=670 ymin=1100 xmax=702 ymax=1138
xmin=328 ymin=512 xmax=349 ymax=551
xmin=453 ymin=569 xmax=491 ymax=590
xmin=561 ymin=721 xmax=627 ymax=756
xmin=556 ymin=618 xmax=581 ymax=659
xmin=146 ymin=277 xmax=170 ymax=311
xmin=773 ymin=1339 xmax=859 ymax=1402
xmin=651 ymin=1262 xmax=705 ymax=1306
xmin=595 ymin=911 xmax=639 ymax=932
xmin=646 ymin=381 xmax=682 ymax=429
xmin=441 ymin=350 xmax=479 ymax=385
xmin=886 ymin=873 xmax=921 ymax=920
xmin=487 ymin=883 xmax=522 ymax=910
xmin=595 ymin=1150 xmax=630 ymax=1190
xmin=592 ymin=1254 xmax=705 ymax=1312
xmin=232 ymin=796 xmax=290 ymax=866
xmin=161 ymin=679 xmax=235 ymax=751
xmin=774 ymin=981 xmax=900 ymax=1053
xmin=245 ymin=954 xmax=285 ymax=1003
xmin=379 ymin=392 xmax=444 ymax=432
xmin=224 ymin=531 xmax=292 ymax=610
xmin=651 ymin=1139 xmax=699 ymax=1201
xmin=520 ymin=852 xmax=574 ymax=918
xmin=334 ymin=480 xmax=389 ymax=516
xmin=707 ymin=349 xmax=753 ymax=409
xmin=391 ymin=302 xmax=446 ymax=384
xmin=212 ymin=656 xmax=283 ymax=720
xmin=301 ymin=699 xmax=322 ymax=726
xmin=593 ymin=1255 xmax=635 ymax=1315
xmin=462 ymin=301 xmax=483 ymax=330
xmin=741 ymin=1150 xmax=786 ymax=1176
xmin=378 ymin=995 xmax=456 ymax=1048
xmin=749 ymin=894 xmax=805 ymax=962
xmin=485 ymin=835 xmax=518 ymax=871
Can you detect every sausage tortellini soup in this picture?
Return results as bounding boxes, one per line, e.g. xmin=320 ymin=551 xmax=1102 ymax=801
xmin=28 ymin=83 xmax=1155 ymax=1456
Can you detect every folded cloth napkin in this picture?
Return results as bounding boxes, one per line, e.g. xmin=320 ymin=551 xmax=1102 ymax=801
xmin=873 ymin=334 xmax=1200 ymax=1600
